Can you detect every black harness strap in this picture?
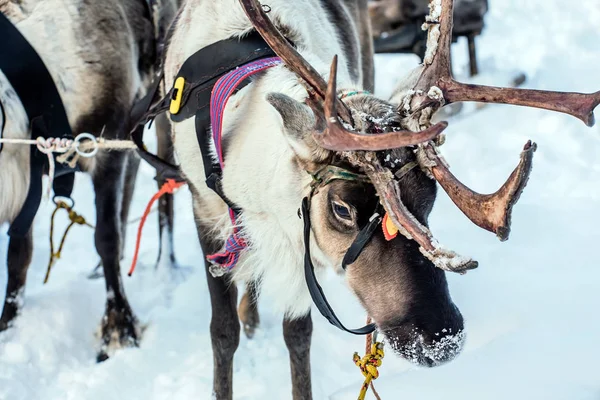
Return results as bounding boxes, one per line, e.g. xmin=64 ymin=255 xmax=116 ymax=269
xmin=302 ymin=198 xmax=378 ymax=335
xmin=130 ymin=32 xmax=276 ymax=195
xmin=173 ymin=31 xmax=276 ymax=123
xmin=342 ymin=210 xmax=383 ymax=269
xmin=0 ymin=14 xmax=71 ymax=142
xmin=130 ymin=123 xmax=183 ymax=183
xmin=130 ymin=31 xmax=277 ymax=130
xmin=129 ymin=32 xmax=377 ymax=335
xmin=194 ymin=120 xmax=241 ymax=212
xmin=129 ymin=70 xmax=165 ymax=132
xmin=0 ymin=12 xmax=76 ymax=238
xmin=0 ymin=100 xmax=5 ymax=153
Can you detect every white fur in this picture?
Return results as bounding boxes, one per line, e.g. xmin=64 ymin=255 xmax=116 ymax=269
xmin=0 ymin=70 xmax=30 ymax=224
xmin=0 ymin=0 xmax=143 ymax=225
xmin=166 ymin=0 xmax=361 ymax=318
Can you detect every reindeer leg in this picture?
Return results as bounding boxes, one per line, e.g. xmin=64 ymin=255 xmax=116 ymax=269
xmin=88 ymin=151 xmax=140 ymax=280
xmin=193 ymin=200 xmax=240 ymax=400
xmin=93 ymin=151 xmax=141 ymax=362
xmin=205 ymin=262 xmax=239 ymax=400
xmin=120 ymin=151 xmax=140 ymax=253
xmin=356 ymin=0 xmax=375 ymax=92
xmin=238 ymin=281 xmax=260 ymax=339
xmin=467 ymin=33 xmax=479 ymax=77
xmin=155 ymin=113 xmax=177 ymax=269
xmin=283 ymin=313 xmax=313 ymax=400
xmin=0 ymin=230 xmax=33 ymax=331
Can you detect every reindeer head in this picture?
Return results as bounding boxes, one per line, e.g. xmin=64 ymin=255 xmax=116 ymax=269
xmin=266 ymin=71 xmax=465 ymax=366
xmin=239 ymin=0 xmax=600 ymax=366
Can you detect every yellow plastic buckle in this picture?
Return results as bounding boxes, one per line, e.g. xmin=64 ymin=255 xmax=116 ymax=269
xmin=169 ymin=77 xmax=185 ymax=114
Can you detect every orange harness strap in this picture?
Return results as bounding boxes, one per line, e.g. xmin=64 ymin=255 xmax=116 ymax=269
xmin=128 ymin=178 xmax=185 ymax=276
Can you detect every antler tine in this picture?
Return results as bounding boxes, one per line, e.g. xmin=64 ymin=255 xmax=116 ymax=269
xmin=239 ymin=0 xmax=352 ymax=123
xmin=361 ymin=157 xmax=478 ymax=273
xmin=415 ymin=0 xmax=600 ymax=126
xmin=424 ymin=141 xmax=537 ymax=241
xmin=439 ymin=82 xmax=600 ymax=127
xmin=417 ymin=0 xmax=454 ymax=84
xmin=315 ymin=56 xmax=448 ymax=151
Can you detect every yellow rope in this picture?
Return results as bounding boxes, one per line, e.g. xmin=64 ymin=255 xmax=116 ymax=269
xmin=354 ymin=341 xmax=385 ymax=400
xmin=44 ymin=201 xmax=94 ymax=284
xmin=42 ymin=198 xmax=161 ymax=284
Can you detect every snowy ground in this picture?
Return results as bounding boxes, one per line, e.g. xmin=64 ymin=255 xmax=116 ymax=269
xmin=2 ymin=0 xmax=600 ymax=399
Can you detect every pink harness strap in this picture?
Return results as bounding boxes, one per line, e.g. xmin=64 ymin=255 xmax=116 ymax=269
xmin=206 ymin=57 xmax=282 ymax=275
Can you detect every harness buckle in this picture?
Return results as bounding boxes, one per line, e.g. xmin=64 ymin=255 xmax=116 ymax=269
xmin=169 ymin=77 xmax=185 ymax=114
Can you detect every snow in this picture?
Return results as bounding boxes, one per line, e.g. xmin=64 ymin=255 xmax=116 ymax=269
xmin=2 ymin=0 xmax=600 ymax=399
xmin=422 ymin=0 xmax=443 ymax=65
xmin=427 ymin=86 xmax=444 ymax=103
xmin=420 ymin=244 xmax=477 ymax=274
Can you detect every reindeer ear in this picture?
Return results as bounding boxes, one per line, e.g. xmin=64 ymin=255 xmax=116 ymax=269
xmin=267 ymin=93 xmax=327 ymax=161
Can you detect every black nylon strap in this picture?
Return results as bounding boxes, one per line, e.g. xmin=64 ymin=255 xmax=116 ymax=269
xmin=0 ymin=13 xmax=72 ymax=141
xmin=302 ymin=198 xmax=376 ymax=335
xmin=129 ymin=71 xmax=166 ymax=131
xmin=127 ymin=32 xmax=275 ymax=190
xmin=129 ymin=31 xmax=276 ymax=129
xmin=8 ymin=118 xmax=76 ymax=238
xmin=170 ymin=31 xmax=276 ymax=123
xmin=0 ymin=100 xmax=5 ymax=153
xmin=342 ymin=211 xmax=382 ymax=269
xmin=130 ymin=125 xmax=183 ymax=183
xmin=194 ymin=117 xmax=241 ymax=212
xmin=52 ymin=171 xmax=75 ymax=199
xmin=1 ymin=13 xmax=76 ymax=237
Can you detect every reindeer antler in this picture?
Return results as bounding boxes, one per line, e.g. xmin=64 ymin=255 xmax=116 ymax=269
xmin=318 ymin=56 xmax=448 ymax=151
xmin=239 ymin=0 xmax=475 ymax=271
xmin=414 ymin=0 xmax=600 ymax=126
xmin=423 ymin=141 xmax=537 ymax=241
xmin=240 ymin=0 xmax=448 ymax=151
xmin=408 ymin=0 xmax=599 ymax=241
xmin=239 ymin=0 xmax=352 ymax=123
xmin=358 ymin=154 xmax=478 ymax=273
xmin=238 ymin=0 xmax=599 ymax=271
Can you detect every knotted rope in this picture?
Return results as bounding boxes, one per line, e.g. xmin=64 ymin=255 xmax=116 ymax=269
xmin=0 ymin=133 xmax=137 ymax=198
xmin=44 ymin=200 xmax=94 ymax=283
xmin=354 ymin=316 xmax=384 ymax=400
xmin=2 ymin=134 xmax=182 ymax=282
xmin=42 ymin=196 xmax=165 ymax=284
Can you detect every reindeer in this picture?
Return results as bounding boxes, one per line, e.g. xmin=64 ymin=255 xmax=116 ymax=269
xmin=162 ymin=0 xmax=600 ymax=398
xmin=0 ymin=0 xmax=180 ymax=361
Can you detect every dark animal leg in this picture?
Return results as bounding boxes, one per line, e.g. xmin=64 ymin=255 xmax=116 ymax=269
xmin=206 ymin=264 xmax=240 ymax=400
xmin=155 ymin=113 xmax=177 ymax=269
xmin=120 ymin=150 xmax=141 ymax=253
xmin=0 ymin=230 xmax=33 ymax=331
xmin=356 ymin=0 xmax=375 ymax=92
xmin=467 ymin=33 xmax=479 ymax=77
xmin=194 ymin=201 xmax=239 ymax=400
xmin=238 ymin=281 xmax=260 ymax=338
xmin=88 ymin=150 xmax=140 ymax=280
xmin=283 ymin=313 xmax=313 ymax=400
xmin=94 ymin=151 xmax=140 ymax=362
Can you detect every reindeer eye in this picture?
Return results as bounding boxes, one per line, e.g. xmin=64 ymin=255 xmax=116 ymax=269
xmin=332 ymin=202 xmax=352 ymax=220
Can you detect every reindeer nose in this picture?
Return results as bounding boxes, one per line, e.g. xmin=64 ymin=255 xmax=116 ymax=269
xmin=417 ymin=325 xmax=465 ymax=366
xmin=382 ymin=303 xmax=465 ymax=367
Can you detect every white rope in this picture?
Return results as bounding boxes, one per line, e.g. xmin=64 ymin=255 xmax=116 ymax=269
xmin=0 ymin=133 xmax=138 ymax=198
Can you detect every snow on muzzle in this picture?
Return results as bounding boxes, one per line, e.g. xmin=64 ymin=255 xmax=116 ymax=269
xmin=380 ymin=305 xmax=465 ymax=367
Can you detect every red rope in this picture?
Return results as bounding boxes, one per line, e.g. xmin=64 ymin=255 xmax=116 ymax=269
xmin=128 ymin=179 xmax=185 ymax=276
